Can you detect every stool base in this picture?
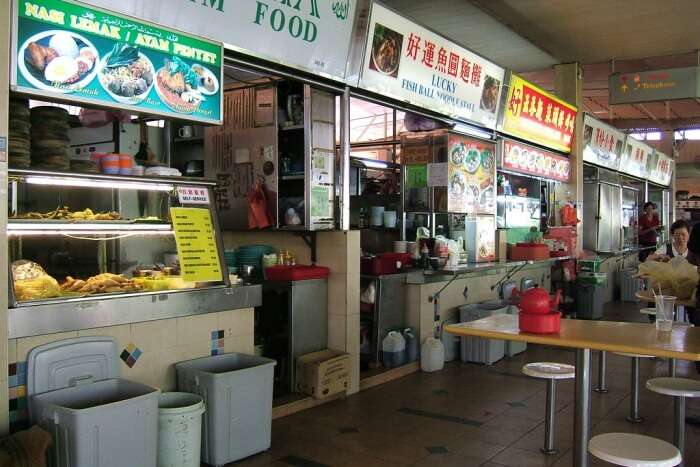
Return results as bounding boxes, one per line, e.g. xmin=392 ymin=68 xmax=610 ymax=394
xmin=626 ymin=415 xmax=644 ymax=423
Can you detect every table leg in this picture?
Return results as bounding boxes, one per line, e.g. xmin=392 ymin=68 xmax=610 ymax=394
xmin=574 ymin=348 xmax=592 ymax=467
xmin=675 ymin=396 xmax=686 ymax=464
xmin=669 ymin=358 xmax=677 ymax=377
xmin=627 ymin=356 xmax=644 ymax=423
xmin=594 ymin=350 xmax=608 ymax=393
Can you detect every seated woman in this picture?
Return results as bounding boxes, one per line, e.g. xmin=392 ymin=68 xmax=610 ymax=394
xmin=645 ymin=219 xmax=690 ymax=262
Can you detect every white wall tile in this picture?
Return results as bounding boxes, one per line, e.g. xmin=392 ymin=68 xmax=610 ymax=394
xmin=16 ymin=331 xmax=78 ymax=362
xmin=345 ymin=314 xmax=360 ymax=356
xmin=223 ymin=334 xmax=254 ymax=354
xmin=77 ymin=324 xmax=132 ymax=350
xmin=218 ymin=308 xmax=254 ymax=337
xmin=176 ymin=313 xmax=219 ymax=346
xmin=8 ymin=339 xmax=17 ymax=365
xmin=131 ymin=319 xmax=177 ymax=351
xmin=327 ymin=314 xmax=347 ymax=352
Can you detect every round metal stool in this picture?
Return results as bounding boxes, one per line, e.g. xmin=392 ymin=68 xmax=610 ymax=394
xmin=588 ymin=433 xmax=681 ymax=466
xmin=522 ymin=362 xmax=575 ymax=455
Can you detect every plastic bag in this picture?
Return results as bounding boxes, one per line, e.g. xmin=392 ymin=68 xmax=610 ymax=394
xmin=78 ymin=108 xmax=130 ymax=128
xmin=360 ymin=282 xmax=376 ymax=304
xmin=560 ymin=201 xmax=580 ymax=226
xmin=247 ymin=182 xmax=273 ymax=229
xmin=14 ymin=275 xmax=60 ymax=301
xmin=639 ymin=257 xmax=699 ymax=300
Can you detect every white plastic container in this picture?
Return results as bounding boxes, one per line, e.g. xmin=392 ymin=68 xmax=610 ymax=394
xmin=157 ymin=392 xmax=206 ymax=467
xmin=175 ymin=353 xmax=276 ymax=466
xmin=27 ymin=337 xmax=159 ymax=467
xmin=421 ymin=337 xmax=445 ymax=372
xmin=381 ymin=331 xmax=406 ymax=368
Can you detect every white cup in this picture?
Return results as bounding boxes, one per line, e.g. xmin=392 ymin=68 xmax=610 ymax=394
xmin=383 ymin=211 xmax=397 ymax=228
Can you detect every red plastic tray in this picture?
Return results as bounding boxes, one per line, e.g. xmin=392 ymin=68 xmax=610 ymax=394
xmin=361 ymin=253 xmax=411 ymax=276
xmin=509 ymin=243 xmax=550 ymax=261
xmin=264 ymin=265 xmax=330 ymax=281
xmin=519 ymin=311 xmax=561 ymax=334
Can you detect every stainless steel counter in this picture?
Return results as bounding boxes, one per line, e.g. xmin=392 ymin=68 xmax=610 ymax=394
xmin=405 ymin=256 xmax=573 ymax=284
xmin=9 ymin=284 xmax=262 ymax=338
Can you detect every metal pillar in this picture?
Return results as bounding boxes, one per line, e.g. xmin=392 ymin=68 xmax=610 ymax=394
xmin=626 ymin=356 xmax=644 ymax=423
xmin=594 ymin=350 xmax=608 ymax=393
xmin=542 ymin=379 xmax=558 ymax=455
xmin=574 ymin=348 xmax=592 ymax=467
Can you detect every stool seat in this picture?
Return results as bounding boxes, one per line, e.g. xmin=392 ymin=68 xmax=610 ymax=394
xmin=647 ymin=377 xmax=700 ymax=398
xmin=522 ymin=362 xmax=575 ymax=380
xmin=613 ymin=352 xmax=655 ymax=358
xmin=588 ymin=433 xmax=681 ymax=467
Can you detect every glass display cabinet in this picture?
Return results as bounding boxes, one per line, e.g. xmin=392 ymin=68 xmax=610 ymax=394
xmin=7 ymin=169 xmax=257 ymax=338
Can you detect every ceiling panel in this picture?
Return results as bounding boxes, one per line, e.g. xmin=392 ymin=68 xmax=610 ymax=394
xmin=380 ymin=0 xmax=558 ymax=72
xmin=469 ymin=0 xmax=700 ymax=64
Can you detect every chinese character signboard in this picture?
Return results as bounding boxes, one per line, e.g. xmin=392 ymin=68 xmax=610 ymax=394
xmin=85 ymin=0 xmax=356 ymax=83
xmin=12 ymin=0 xmax=223 ymax=124
xmin=177 ymin=186 xmax=210 ymax=204
xmin=499 ymin=139 xmax=570 ymax=182
xmin=358 ymin=3 xmax=505 ymax=129
xmin=500 ymin=74 xmax=577 ymax=153
xmin=610 ymin=67 xmax=700 ymax=105
xmin=446 ymin=133 xmax=496 ymax=214
xmin=619 ymin=136 xmax=651 ymax=179
xmin=581 ymin=114 xmax=624 ymax=171
xmin=647 ymin=150 xmax=673 ymax=186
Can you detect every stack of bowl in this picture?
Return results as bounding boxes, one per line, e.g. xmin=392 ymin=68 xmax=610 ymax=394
xmin=236 ymin=245 xmax=275 ymax=278
xmin=30 ymin=106 xmax=70 ymax=170
xmin=8 ymin=99 xmax=30 ymax=168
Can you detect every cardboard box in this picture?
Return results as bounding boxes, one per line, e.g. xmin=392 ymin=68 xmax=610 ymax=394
xmin=295 ymin=349 xmax=350 ymax=399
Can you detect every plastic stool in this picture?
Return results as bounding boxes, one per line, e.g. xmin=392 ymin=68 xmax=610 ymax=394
xmin=646 ymin=377 xmax=700 ymax=462
xmin=588 ymin=433 xmax=681 ymax=466
xmin=522 ymin=362 xmax=575 ymax=455
xmin=614 ymin=352 xmax=654 ymax=423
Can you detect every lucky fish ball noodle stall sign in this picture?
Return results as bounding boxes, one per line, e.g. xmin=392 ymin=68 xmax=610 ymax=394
xmin=11 ymin=0 xmax=223 ymax=124
xmin=358 ymin=3 xmax=505 ymax=129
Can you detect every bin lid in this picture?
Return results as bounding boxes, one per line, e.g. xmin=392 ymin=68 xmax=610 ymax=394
xmin=27 ymin=336 xmax=120 ymax=397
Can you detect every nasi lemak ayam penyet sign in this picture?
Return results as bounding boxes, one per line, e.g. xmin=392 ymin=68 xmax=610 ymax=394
xmin=358 ymin=3 xmax=505 ymax=129
xmin=12 ymin=0 xmax=223 ymax=124
xmin=83 ymin=0 xmax=356 ymax=83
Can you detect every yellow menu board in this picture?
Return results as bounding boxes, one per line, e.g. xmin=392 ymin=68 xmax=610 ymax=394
xmin=171 ymin=207 xmax=223 ymax=283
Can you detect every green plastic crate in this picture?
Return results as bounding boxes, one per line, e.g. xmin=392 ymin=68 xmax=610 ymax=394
xmin=577 ymin=259 xmax=601 ymax=273
xmin=578 ymin=272 xmax=607 ymax=286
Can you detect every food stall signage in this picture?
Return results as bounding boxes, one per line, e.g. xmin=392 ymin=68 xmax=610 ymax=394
xmin=500 ymin=139 xmax=570 ymax=182
xmin=647 ymin=151 xmax=673 ymax=186
xmin=171 ymin=207 xmax=223 ymax=283
xmin=405 ymin=164 xmax=427 ymax=188
xmin=500 ymin=74 xmax=577 ymax=154
xmin=447 ymin=133 xmax=496 ymax=214
xmin=177 ymin=186 xmax=210 ymax=205
xmin=619 ymin=136 xmax=651 ymax=179
xmin=609 ymin=67 xmax=700 ymax=105
xmin=12 ymin=0 xmax=223 ymax=124
xmin=581 ymin=114 xmax=624 ymax=171
xmin=358 ymin=3 xmax=505 ymax=129
xmin=82 ymin=0 xmax=356 ymax=83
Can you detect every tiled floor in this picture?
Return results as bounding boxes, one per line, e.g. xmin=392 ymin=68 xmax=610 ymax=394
xmin=229 ymin=302 xmax=700 ymax=466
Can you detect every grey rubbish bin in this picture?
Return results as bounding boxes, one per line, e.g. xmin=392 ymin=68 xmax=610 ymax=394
xmin=577 ymin=284 xmax=605 ymax=319
xmin=175 ymin=353 xmax=276 ymax=466
xmin=459 ymin=303 xmax=506 ymax=365
xmin=27 ymin=337 xmax=159 ymax=467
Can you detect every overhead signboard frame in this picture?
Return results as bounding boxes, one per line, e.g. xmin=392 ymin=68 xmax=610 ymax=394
xmin=609 ymin=66 xmax=700 ymax=105
xmin=357 ymin=1 xmax=506 ymax=130
xmin=11 ymin=0 xmax=223 ymax=124
xmin=498 ymin=72 xmax=577 ymax=154
xmin=581 ymin=113 xmax=625 ymax=171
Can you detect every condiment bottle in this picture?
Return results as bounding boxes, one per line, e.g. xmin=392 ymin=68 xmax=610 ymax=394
xmin=420 ymin=244 xmax=430 ymax=269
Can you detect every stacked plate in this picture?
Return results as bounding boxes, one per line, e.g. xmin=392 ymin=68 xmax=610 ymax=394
xmin=30 ymin=106 xmax=70 ymax=171
xmin=70 ymin=159 xmax=100 ymax=173
xmin=224 ymin=249 xmax=237 ymax=273
xmin=236 ymin=245 xmax=275 ymax=276
xmin=8 ymin=99 xmax=31 ymax=168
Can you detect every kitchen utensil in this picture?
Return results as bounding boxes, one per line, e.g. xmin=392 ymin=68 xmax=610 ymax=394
xmin=512 ymin=286 xmax=561 ymax=314
xmin=407 ymin=242 xmax=419 ymax=259
xmin=178 ymin=125 xmax=194 ymax=138
xmin=370 ymin=206 xmax=385 ymax=227
xmin=184 ymin=160 xmax=204 ymax=177
xmin=519 ymin=311 xmax=561 ymax=334
xmin=430 ymin=257 xmax=447 ymax=270
xmin=239 ymin=264 xmax=255 ymax=280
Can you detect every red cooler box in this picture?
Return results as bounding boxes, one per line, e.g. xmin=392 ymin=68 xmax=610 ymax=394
xmin=361 ymin=253 xmax=411 ymax=275
xmin=265 ymin=265 xmax=330 ymax=281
